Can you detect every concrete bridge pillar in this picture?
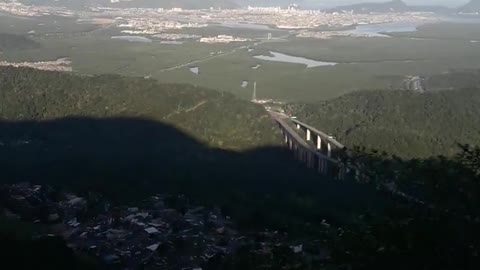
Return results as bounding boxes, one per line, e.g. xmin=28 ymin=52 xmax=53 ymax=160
xmin=327 ymin=143 xmax=332 ymax=158
xmin=306 ymin=129 xmax=311 ymax=141
xmin=284 ymin=134 xmax=288 ymax=144
xmin=306 ymin=152 xmax=313 ymax=169
xmin=316 ymin=136 xmax=322 ymax=150
xmin=296 ymin=123 xmax=300 ymax=130
xmin=318 ymin=158 xmax=324 ymax=174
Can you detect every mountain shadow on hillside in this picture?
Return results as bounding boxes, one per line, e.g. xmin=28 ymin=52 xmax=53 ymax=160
xmin=2 ymin=117 xmax=480 ymax=270
xmin=0 ymin=117 xmax=383 ymax=229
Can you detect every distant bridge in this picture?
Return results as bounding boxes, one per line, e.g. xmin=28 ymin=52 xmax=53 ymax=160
xmin=268 ymin=111 xmax=427 ymax=203
xmin=269 ymin=111 xmax=350 ymax=179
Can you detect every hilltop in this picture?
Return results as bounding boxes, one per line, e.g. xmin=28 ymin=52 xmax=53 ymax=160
xmin=459 ymin=0 xmax=480 ymax=13
xmin=330 ymin=0 xmax=451 ymax=13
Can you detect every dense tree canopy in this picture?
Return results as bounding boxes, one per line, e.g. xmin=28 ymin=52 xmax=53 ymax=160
xmin=0 ymin=66 xmax=280 ymax=150
xmin=286 ymin=88 xmax=480 ymax=158
xmin=337 ymin=145 xmax=480 ymax=270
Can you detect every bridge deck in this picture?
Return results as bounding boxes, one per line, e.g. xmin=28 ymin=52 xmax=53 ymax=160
xmin=269 ymin=111 xmax=337 ymax=163
xmin=291 ymin=119 xmax=345 ymax=149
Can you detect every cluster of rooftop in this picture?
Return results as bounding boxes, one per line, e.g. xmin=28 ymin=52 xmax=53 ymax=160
xmin=1 ymin=183 xmax=331 ymax=269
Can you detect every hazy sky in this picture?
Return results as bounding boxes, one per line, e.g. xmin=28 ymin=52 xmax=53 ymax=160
xmin=312 ymin=0 xmax=469 ymax=8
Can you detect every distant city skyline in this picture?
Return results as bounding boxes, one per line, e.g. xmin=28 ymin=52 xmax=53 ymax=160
xmin=306 ymin=0 xmax=469 ymax=8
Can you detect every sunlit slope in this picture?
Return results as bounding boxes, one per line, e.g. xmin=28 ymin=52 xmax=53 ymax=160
xmin=0 ymin=66 xmax=280 ymax=150
xmin=286 ymin=88 xmax=480 ymax=158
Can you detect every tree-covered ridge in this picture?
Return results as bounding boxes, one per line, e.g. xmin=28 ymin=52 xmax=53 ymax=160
xmin=0 ymin=66 xmax=279 ymax=150
xmin=285 ymin=88 xmax=480 ymax=158
xmin=0 ymin=33 xmax=40 ymax=51
xmin=330 ymin=145 xmax=480 ymax=270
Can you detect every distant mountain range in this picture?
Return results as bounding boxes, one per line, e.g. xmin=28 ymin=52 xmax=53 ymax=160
xmin=4 ymin=0 xmax=478 ymax=13
xmin=329 ymin=0 xmax=451 ymax=13
xmin=4 ymin=0 xmax=395 ymax=10
xmin=15 ymin=0 xmax=239 ymax=9
xmin=110 ymin=0 xmax=238 ymax=9
xmin=330 ymin=0 xmax=408 ymax=12
xmin=459 ymin=0 xmax=480 ymax=13
xmin=14 ymin=0 xmax=310 ymax=9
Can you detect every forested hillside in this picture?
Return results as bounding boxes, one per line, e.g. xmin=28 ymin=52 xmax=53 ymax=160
xmin=286 ymin=88 xmax=480 ymax=158
xmin=0 ymin=67 xmax=479 ymax=269
xmin=0 ymin=67 xmax=279 ymax=150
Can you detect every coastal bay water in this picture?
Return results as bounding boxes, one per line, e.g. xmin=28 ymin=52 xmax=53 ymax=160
xmin=111 ymin=36 xmax=152 ymax=43
xmin=342 ymin=21 xmax=419 ymax=37
xmin=254 ymin=51 xmax=337 ymax=68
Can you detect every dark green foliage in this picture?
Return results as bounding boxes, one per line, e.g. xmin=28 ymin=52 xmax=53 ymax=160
xmin=0 ymin=33 xmax=40 ymax=51
xmin=458 ymin=144 xmax=480 ymax=176
xmin=0 ymin=216 xmax=98 ymax=270
xmin=286 ymin=88 xmax=480 ymax=158
xmin=0 ymin=66 xmax=279 ymax=150
xmin=334 ymin=145 xmax=480 ymax=270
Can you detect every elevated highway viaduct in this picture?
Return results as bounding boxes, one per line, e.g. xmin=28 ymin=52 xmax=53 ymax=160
xmin=269 ymin=111 xmax=350 ymax=179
